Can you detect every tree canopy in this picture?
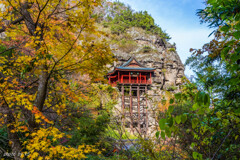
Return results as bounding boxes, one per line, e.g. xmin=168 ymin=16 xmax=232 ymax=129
xmin=0 ymin=0 xmax=114 ymax=159
xmin=0 ymin=0 xmax=239 ymax=159
xmin=100 ymin=1 xmax=171 ymax=40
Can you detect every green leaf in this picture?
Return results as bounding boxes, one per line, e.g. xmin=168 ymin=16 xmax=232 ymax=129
xmin=156 ymin=131 xmax=160 ymax=138
xmin=216 ymin=112 xmax=222 ymax=118
xmin=175 ymin=115 xmax=181 ymax=124
xmin=208 ymin=0 xmax=217 ymax=4
xmin=193 ymin=152 xmax=198 ymax=159
xmin=193 ymin=151 xmax=202 ymax=160
xmin=198 ymin=92 xmax=205 ymax=104
xmin=197 ymin=108 xmax=205 ymax=115
xmin=161 ymin=131 xmax=165 ymax=140
xmin=159 ymin=118 xmax=166 ymax=130
xmin=171 ymin=125 xmax=178 ymax=133
xmin=167 ymin=117 xmax=174 ymax=127
xmin=195 ymin=91 xmax=205 ymax=105
xmin=194 ymin=91 xmax=199 ymax=103
xmin=181 ymin=114 xmax=187 ymax=123
xmin=220 ymin=25 xmax=230 ymax=32
xmin=169 ymin=98 xmax=174 ymax=104
xmin=165 ymin=126 xmax=171 ymax=137
xmin=174 ymin=93 xmax=181 ymax=100
xmin=192 ymin=103 xmax=199 ymax=111
xmin=168 ymin=105 xmax=174 ymax=114
xmin=234 ymin=108 xmax=240 ymax=114
xmin=235 ymin=135 xmax=239 ymax=140
xmin=191 ymin=142 xmax=196 ymax=148
xmin=233 ymin=31 xmax=240 ymax=39
xmin=192 ymin=118 xmax=199 ymax=129
xmin=204 ymin=94 xmax=210 ymax=106
xmin=223 ymin=119 xmax=229 ymax=126
xmin=199 ymin=153 xmax=202 ymax=160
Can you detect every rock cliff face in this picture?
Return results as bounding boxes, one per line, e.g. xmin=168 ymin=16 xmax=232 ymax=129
xmin=110 ymin=27 xmax=185 ymax=94
xmin=108 ymin=27 xmax=185 ymax=135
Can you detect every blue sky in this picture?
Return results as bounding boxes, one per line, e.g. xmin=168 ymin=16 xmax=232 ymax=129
xmin=116 ymin=0 xmax=214 ymax=77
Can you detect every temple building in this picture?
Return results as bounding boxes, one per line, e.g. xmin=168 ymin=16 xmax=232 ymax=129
xmin=107 ymin=57 xmax=155 ymax=135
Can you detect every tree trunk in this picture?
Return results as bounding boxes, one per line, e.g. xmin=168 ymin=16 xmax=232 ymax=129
xmin=34 ymin=67 xmax=49 ymax=111
xmin=3 ymin=105 xmax=22 ymax=160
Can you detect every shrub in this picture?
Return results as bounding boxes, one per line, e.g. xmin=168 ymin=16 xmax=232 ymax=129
xmin=142 ymin=46 xmax=152 ymax=53
xmin=167 ymin=85 xmax=178 ymax=91
xmin=102 ymin=21 xmax=109 ymax=28
xmin=117 ymin=39 xmax=138 ymax=53
xmin=168 ymin=48 xmax=176 ymax=52
xmin=111 ymin=24 xmax=126 ymax=35
xmin=67 ymin=110 xmax=110 ymax=146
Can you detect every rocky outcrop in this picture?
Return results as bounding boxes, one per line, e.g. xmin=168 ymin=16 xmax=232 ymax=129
xmin=107 ymin=28 xmax=184 ymax=136
xmin=109 ymin=28 xmax=185 ymax=135
xmin=110 ymin=27 xmax=185 ymax=93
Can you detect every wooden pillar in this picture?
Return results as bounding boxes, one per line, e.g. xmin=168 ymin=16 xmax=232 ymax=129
xmin=140 ymin=72 xmax=141 ymax=84
xmin=130 ymin=85 xmax=133 ymax=133
xmin=145 ymin=86 xmax=148 ymax=135
xmin=122 ymin=85 xmax=125 ymax=122
xmin=137 ymin=86 xmax=141 ymax=133
xmin=129 ymin=72 xmax=130 ymax=83
xmin=150 ymin=72 xmax=152 ymax=84
xmin=118 ymin=72 xmax=120 ymax=82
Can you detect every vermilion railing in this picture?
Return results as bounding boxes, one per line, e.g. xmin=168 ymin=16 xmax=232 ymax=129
xmin=120 ymin=79 xmax=151 ymax=84
xmin=109 ymin=79 xmax=151 ymax=86
xmin=108 ymin=74 xmax=152 ymax=86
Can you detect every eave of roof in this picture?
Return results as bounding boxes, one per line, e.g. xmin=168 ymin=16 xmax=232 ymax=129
xmin=107 ymin=56 xmax=155 ymax=75
xmin=107 ymin=67 xmax=155 ymax=75
xmin=116 ymin=67 xmax=155 ymax=70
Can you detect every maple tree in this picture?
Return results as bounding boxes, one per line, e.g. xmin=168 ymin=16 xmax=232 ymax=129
xmin=0 ymin=0 xmax=114 ymax=159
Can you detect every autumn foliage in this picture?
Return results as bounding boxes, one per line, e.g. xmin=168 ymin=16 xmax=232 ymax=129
xmin=0 ymin=0 xmax=114 ymax=159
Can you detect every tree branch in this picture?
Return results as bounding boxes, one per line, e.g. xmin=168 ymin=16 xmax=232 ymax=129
xmin=211 ymin=129 xmax=232 ymax=160
xmin=0 ymin=16 xmax=24 ymax=33
xmin=35 ymin=0 xmax=50 ymax=28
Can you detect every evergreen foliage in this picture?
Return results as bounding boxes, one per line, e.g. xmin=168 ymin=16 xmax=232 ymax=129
xmin=101 ymin=1 xmax=170 ymax=40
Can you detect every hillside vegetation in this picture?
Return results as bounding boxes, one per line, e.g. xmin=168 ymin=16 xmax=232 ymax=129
xmin=0 ymin=0 xmax=239 ymax=160
xmin=97 ymin=1 xmax=170 ymax=40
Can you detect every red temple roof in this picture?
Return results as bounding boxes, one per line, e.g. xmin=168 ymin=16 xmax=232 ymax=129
xmin=108 ymin=57 xmax=155 ymax=75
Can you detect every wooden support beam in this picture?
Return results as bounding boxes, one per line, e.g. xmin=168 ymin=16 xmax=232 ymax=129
xmin=129 ymin=72 xmax=130 ymax=83
xmin=137 ymin=86 xmax=141 ymax=133
xmin=145 ymin=86 xmax=148 ymax=136
xmin=140 ymin=72 xmax=141 ymax=83
xmin=122 ymin=85 xmax=125 ymax=125
xmin=150 ymin=72 xmax=152 ymax=84
xmin=118 ymin=71 xmax=120 ymax=82
xmin=130 ymin=85 xmax=133 ymax=133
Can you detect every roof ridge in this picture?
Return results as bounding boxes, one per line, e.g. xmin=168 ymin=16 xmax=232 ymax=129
xmin=120 ymin=56 xmax=146 ymax=68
